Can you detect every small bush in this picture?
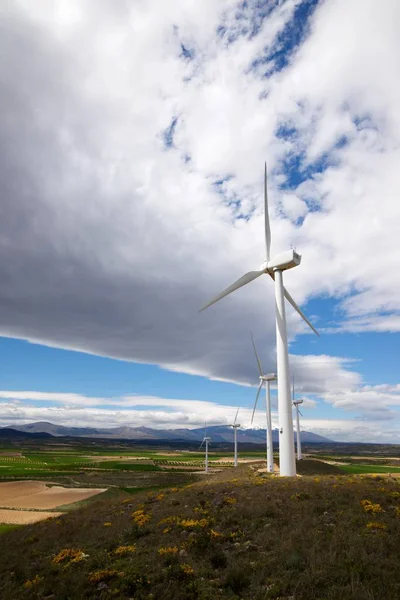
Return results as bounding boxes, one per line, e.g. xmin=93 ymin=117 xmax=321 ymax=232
xmin=224 ymin=564 xmax=251 ymax=594
xmin=210 ymin=549 xmax=228 ymax=569
xmin=88 ymin=569 xmax=118 ymax=584
xmin=121 ymin=570 xmax=151 ymax=594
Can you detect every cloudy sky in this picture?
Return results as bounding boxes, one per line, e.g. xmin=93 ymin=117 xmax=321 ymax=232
xmin=0 ymin=0 xmax=399 ymax=443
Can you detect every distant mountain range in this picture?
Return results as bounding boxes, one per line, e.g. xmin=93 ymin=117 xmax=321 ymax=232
xmin=1 ymin=422 xmax=331 ymax=444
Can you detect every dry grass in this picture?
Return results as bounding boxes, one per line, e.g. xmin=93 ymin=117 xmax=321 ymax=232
xmin=0 ymin=464 xmax=399 ymax=599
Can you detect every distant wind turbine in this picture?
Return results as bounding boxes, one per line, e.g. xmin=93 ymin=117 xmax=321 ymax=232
xmin=199 ymin=424 xmax=211 ymax=473
xmin=200 ymin=163 xmax=319 ymax=477
xmin=230 ymin=408 xmax=240 ymax=467
xmin=250 ymin=333 xmax=276 ymax=473
xmin=292 ymin=377 xmax=304 ymax=461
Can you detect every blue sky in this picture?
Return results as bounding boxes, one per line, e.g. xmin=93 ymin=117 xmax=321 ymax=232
xmin=0 ymin=0 xmax=399 ymax=442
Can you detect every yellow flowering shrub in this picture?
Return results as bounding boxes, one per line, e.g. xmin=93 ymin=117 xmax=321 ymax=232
xmin=52 ymin=548 xmax=87 ymax=566
xmin=103 ymin=522 xmax=112 ymax=527
xmin=223 ymin=496 xmax=237 ymax=505
xmin=158 ymin=546 xmax=178 ymax=555
xmin=88 ymin=569 xmax=118 ymax=584
xmin=159 ymin=516 xmax=179 ymax=525
xmin=180 ymin=564 xmax=194 ymax=576
xmin=361 ymin=500 xmax=383 ymax=513
xmin=133 ymin=509 xmax=152 ymax=526
xmin=23 ymin=575 xmax=43 ymax=589
xmin=179 ymin=518 xmax=209 ymax=529
xmin=366 ymin=522 xmax=387 ymax=530
xmin=194 ymin=506 xmax=208 ymax=515
xmin=112 ymin=545 xmax=136 ymax=556
xmin=210 ymin=529 xmax=224 ymax=539
xmin=228 ymin=529 xmax=245 ymax=540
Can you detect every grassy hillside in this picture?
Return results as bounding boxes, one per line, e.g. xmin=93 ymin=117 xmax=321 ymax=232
xmin=0 ymin=462 xmax=399 ymax=599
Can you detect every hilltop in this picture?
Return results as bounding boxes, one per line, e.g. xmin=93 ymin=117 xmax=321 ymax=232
xmin=0 ymin=460 xmax=399 ymax=599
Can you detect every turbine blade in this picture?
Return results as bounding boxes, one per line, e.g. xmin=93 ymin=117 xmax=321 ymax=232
xmin=251 ymin=380 xmax=263 ymax=424
xmin=267 ymin=271 xmax=319 ymax=337
xmin=283 ymin=286 xmax=320 ymax=337
xmin=199 ymin=440 xmax=204 ymax=450
xmin=298 ymin=409 xmax=303 ymax=417
xmin=199 ymin=270 xmax=265 ymax=312
xmin=250 ymin=332 xmax=264 ymax=377
xmin=234 ymin=407 xmax=240 ymax=425
xmin=264 ymin=162 xmax=271 ymax=262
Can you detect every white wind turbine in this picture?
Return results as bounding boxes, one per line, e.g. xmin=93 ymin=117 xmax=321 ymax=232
xmin=200 ymin=164 xmax=319 ymax=477
xmin=250 ymin=333 xmax=276 ymax=473
xmin=230 ymin=408 xmax=240 ymax=467
xmin=199 ymin=424 xmax=211 ymax=473
xmin=292 ymin=378 xmax=304 ymax=461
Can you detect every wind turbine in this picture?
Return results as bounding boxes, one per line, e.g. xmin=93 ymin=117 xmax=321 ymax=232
xmin=200 ymin=164 xmax=318 ymax=477
xmin=230 ymin=408 xmax=240 ymax=467
xmin=292 ymin=378 xmax=304 ymax=461
xmin=199 ymin=424 xmax=211 ymax=473
xmin=250 ymin=333 xmax=276 ymax=473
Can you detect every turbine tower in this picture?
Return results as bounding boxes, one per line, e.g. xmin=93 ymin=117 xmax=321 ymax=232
xmin=292 ymin=378 xmax=304 ymax=461
xmin=250 ymin=333 xmax=276 ymax=473
xmin=200 ymin=164 xmax=318 ymax=477
xmin=230 ymin=408 xmax=240 ymax=467
xmin=199 ymin=425 xmax=211 ymax=473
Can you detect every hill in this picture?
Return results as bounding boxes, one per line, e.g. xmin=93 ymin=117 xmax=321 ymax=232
xmin=3 ymin=422 xmax=332 ymax=443
xmin=0 ymin=462 xmax=399 ymax=599
xmin=0 ymin=428 xmax=53 ymax=440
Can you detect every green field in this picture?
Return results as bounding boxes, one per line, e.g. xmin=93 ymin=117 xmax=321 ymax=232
xmin=0 ymin=447 xmax=261 ymax=479
xmin=0 ymin=524 xmax=20 ymax=535
xmin=338 ymin=464 xmax=400 ymax=474
xmin=2 ymin=445 xmax=400 ymax=480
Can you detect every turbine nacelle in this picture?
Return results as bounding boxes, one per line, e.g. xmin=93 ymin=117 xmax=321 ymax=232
xmin=260 ymin=249 xmax=301 ymax=273
xmin=259 ymin=372 xmax=277 ymax=383
xmin=293 ymin=399 xmax=304 ymax=407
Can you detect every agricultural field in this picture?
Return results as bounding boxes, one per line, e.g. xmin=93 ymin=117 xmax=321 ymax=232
xmin=0 ymin=440 xmax=398 ymax=529
xmin=0 ymin=445 xmax=266 ymax=481
xmin=0 ymin=442 xmax=399 ymax=482
xmin=0 ymin=443 xmax=211 ymax=526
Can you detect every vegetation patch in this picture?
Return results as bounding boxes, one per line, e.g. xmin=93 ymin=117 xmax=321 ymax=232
xmin=0 ymin=464 xmax=399 ymax=599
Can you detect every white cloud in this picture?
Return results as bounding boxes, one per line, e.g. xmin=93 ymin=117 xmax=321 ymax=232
xmin=0 ymin=0 xmax=399 ymax=440
xmin=294 ymin=418 xmax=400 ymax=445
xmin=1 ymin=385 xmax=399 ymax=443
xmin=0 ymin=393 xmax=268 ymax=430
xmin=323 ymin=384 xmax=400 ymax=419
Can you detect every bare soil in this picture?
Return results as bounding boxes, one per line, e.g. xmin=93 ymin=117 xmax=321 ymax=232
xmin=0 ymin=509 xmax=63 ymax=524
xmin=85 ymin=456 xmax=153 ymax=463
xmin=213 ymin=458 xmax=264 ymax=464
xmin=0 ymin=481 xmax=107 ymax=510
